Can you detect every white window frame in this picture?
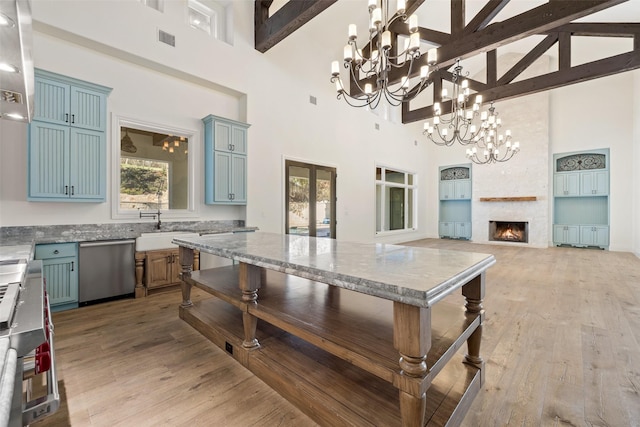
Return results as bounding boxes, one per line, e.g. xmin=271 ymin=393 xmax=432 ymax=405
xmin=188 ymin=0 xmax=228 ymax=41
xmin=139 ymin=0 xmax=164 ymax=12
xmin=375 ymin=164 xmax=418 ymax=235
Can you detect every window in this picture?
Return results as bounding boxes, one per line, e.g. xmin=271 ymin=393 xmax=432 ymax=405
xmin=120 ymin=157 xmax=170 ymax=210
xmin=188 ymin=0 xmax=228 ymax=41
xmin=139 ymin=0 xmax=163 ymax=12
xmin=375 ymin=166 xmax=417 ymax=234
xmin=112 ymin=116 xmax=196 ymax=219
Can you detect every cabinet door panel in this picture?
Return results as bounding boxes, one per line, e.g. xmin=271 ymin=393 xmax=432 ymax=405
xmin=34 ymin=78 xmax=70 ymax=125
xmin=42 ymin=256 xmax=78 ymax=306
xmin=214 ymin=121 xmax=232 ymax=152
xmin=455 ymin=222 xmax=471 ymax=239
xmin=145 ymin=251 xmax=173 ymax=288
xmin=70 ymin=87 xmax=106 ymax=131
xmin=439 ymin=222 xmax=453 ymax=237
xmin=214 ymin=152 xmax=232 ymax=202
xmin=439 ymin=181 xmax=454 ymax=200
xmin=70 ymin=128 xmax=105 ymax=199
xmin=454 ymin=180 xmax=471 ymax=199
xmin=231 ymin=155 xmax=247 ymax=202
xmin=29 ymin=122 xmax=70 ymax=198
xmin=231 ymin=126 xmax=247 ymax=154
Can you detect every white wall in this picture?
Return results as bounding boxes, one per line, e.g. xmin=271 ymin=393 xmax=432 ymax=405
xmin=550 ymin=72 xmax=635 ymax=252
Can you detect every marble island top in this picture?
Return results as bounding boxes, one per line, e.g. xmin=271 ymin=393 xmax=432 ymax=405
xmin=174 ymin=232 xmax=496 ymax=308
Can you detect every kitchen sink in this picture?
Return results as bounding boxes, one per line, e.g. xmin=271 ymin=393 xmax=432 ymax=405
xmin=135 ymin=231 xmax=200 ymax=252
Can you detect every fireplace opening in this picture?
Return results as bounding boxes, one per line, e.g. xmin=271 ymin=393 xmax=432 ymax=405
xmin=489 ymin=221 xmax=528 ymax=243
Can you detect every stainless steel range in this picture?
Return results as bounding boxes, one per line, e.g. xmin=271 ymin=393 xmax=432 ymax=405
xmin=0 ymin=258 xmax=59 ymax=426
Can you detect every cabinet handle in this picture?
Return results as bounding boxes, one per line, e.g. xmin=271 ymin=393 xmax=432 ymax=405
xmin=71 ymin=261 xmax=74 ymax=272
xmin=228 ymin=144 xmax=232 ymax=150
xmin=71 ymin=185 xmax=75 ymax=196
xmin=231 ymin=144 xmax=235 ymax=151
xmin=65 ymin=113 xmax=69 ymax=123
xmin=71 ymin=114 xmax=75 ymax=124
xmin=64 ymin=185 xmax=69 ymax=195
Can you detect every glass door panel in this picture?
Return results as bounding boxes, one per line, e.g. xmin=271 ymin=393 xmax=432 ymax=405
xmin=286 ymin=161 xmax=336 ymax=238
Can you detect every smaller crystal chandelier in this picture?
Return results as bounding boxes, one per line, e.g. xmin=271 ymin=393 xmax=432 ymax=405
xmin=422 ymin=60 xmax=484 ymax=146
xmin=330 ymin=0 xmax=438 ymax=109
xmin=465 ymin=103 xmax=520 ymax=164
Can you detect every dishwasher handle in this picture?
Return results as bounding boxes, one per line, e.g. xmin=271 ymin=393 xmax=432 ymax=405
xmin=79 ymin=240 xmax=136 ymax=248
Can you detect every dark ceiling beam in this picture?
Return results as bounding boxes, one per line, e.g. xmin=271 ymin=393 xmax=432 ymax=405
xmin=403 ymin=48 xmax=640 ymax=123
xmin=496 ymin=34 xmax=558 ymax=85
xmin=395 ymin=0 xmax=627 ymax=80
xmin=464 ymin=0 xmax=510 ymax=36
xmin=254 ymin=0 xmax=337 ymax=53
xmin=352 ymin=0 xmax=626 ymax=97
xmin=547 ymin=22 xmax=640 ymax=37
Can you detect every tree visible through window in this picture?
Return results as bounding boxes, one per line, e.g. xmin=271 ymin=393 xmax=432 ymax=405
xmin=120 ymin=157 xmax=170 ymax=210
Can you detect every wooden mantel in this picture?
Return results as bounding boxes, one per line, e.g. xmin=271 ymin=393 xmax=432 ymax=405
xmin=479 ymin=196 xmax=537 ymax=202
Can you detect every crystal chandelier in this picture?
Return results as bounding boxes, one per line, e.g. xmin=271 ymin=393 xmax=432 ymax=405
xmin=465 ymin=103 xmax=520 ymax=164
xmin=422 ymin=60 xmax=484 ymax=146
xmin=330 ymin=0 xmax=437 ymax=109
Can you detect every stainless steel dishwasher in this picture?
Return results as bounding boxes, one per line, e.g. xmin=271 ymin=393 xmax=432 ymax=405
xmin=78 ymin=240 xmax=136 ymax=305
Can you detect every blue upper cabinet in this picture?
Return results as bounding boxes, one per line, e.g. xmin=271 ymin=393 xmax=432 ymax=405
xmin=28 ymin=69 xmax=111 ymax=202
xmin=203 ymin=115 xmax=250 ymax=205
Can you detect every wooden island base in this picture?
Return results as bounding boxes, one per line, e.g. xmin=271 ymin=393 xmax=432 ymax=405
xmin=178 ymin=265 xmax=484 ymax=427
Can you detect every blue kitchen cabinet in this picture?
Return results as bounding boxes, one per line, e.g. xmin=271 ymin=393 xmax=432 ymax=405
xmin=203 ymin=115 xmax=250 ymax=204
xmin=28 ymin=70 xmax=111 ymax=202
xmin=439 ymin=165 xmax=472 ymax=240
xmin=553 ymin=149 xmax=609 ymax=249
xmin=35 ymin=243 xmax=78 ymax=312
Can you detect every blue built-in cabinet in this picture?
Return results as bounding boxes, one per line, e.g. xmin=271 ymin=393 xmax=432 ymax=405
xmin=35 ymin=242 xmax=79 ymax=312
xmin=202 ymin=115 xmax=250 ymax=205
xmin=28 ymin=69 xmax=112 ymax=202
xmin=439 ymin=164 xmax=472 ymax=240
xmin=553 ymin=148 xmax=610 ymax=249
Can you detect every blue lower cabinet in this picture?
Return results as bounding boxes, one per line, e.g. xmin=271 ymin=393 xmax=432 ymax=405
xmin=35 ymin=243 xmax=79 ymax=311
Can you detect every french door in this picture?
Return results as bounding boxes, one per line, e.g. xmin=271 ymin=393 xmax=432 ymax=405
xmin=285 ymin=160 xmax=336 ymax=239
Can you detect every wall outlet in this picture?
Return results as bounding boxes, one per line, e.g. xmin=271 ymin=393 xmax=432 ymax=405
xmin=225 ymin=341 xmax=233 ymax=354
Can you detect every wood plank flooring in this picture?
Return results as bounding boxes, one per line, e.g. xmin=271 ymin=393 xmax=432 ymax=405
xmin=33 ymin=239 xmax=640 ymax=427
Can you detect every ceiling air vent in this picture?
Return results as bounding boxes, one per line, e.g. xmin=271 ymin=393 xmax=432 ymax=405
xmin=158 ymin=29 xmax=175 ymax=47
xmin=1 ymin=90 xmax=23 ymax=104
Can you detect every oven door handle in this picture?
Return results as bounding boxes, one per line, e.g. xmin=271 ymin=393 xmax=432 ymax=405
xmin=22 ymin=303 xmax=60 ymax=425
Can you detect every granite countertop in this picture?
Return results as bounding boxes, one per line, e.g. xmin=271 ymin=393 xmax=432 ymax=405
xmin=174 ymin=232 xmax=496 ymax=308
xmin=0 ymin=222 xmax=257 ymax=257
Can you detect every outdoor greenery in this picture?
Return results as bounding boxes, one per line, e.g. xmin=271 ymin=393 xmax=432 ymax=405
xmin=120 ymin=160 xmax=167 ymax=195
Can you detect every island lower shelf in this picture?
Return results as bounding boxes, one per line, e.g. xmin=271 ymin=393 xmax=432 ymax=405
xmin=179 ymin=265 xmax=483 ymax=426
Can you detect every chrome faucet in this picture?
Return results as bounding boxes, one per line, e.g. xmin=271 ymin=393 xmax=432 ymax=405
xmin=139 ymin=187 xmax=163 ymax=230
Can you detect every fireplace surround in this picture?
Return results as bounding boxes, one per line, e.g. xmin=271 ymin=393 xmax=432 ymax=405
xmin=489 ymin=221 xmax=529 ymax=243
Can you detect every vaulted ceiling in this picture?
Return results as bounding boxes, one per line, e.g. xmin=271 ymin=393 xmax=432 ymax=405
xmin=254 ymin=0 xmax=640 ymax=124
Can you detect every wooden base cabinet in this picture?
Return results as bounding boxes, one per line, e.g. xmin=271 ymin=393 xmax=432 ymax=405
xmin=135 ymin=249 xmax=198 ymax=296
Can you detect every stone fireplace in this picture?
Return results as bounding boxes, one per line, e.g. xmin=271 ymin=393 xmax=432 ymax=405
xmin=489 ymin=221 xmax=529 ymax=243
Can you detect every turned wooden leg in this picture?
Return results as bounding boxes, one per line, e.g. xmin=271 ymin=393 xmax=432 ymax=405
xmin=193 ymin=250 xmax=200 ymax=271
xmin=239 ymin=262 xmax=262 ymax=349
xmin=393 ymin=302 xmax=431 ymax=427
xmin=462 ymin=274 xmax=485 ymax=370
xmin=134 ymin=252 xmax=146 ymax=298
xmin=179 ymin=246 xmax=194 ymax=307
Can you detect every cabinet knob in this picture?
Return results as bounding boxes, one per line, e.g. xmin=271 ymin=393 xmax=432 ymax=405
xmin=53 ymin=250 xmax=59 ymax=254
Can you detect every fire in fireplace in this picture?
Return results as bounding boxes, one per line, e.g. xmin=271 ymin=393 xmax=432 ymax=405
xmin=489 ymin=221 xmax=529 ymax=243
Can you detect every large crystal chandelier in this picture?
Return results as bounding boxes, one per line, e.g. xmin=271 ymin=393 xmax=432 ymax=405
xmin=422 ymin=60 xmax=484 ymax=146
xmin=465 ymin=103 xmax=520 ymax=164
xmin=330 ymin=0 xmax=437 ymax=109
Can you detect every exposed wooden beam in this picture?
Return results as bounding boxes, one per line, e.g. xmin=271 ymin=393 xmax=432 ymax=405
xmin=352 ymin=0 xmax=626 ymax=97
xmin=451 ymin=0 xmax=465 ymax=39
xmin=464 ymin=0 xmax=511 ymax=36
xmin=496 ymin=34 xmax=558 ymax=85
xmin=404 ymin=49 xmax=640 ymax=123
xmin=547 ymin=22 xmax=640 ymax=37
xmin=254 ymin=0 xmax=337 ymax=53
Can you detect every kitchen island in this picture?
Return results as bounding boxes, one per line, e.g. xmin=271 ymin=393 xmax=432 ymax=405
xmin=174 ymin=232 xmax=496 ymax=426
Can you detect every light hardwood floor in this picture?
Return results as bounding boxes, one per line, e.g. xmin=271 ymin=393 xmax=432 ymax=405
xmin=34 ymin=239 xmax=640 ymax=427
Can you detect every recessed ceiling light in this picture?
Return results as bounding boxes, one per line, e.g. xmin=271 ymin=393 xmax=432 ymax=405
xmin=0 ymin=12 xmax=15 ymax=27
xmin=0 ymin=63 xmax=20 ymax=73
xmin=4 ymin=112 xmax=25 ymax=120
